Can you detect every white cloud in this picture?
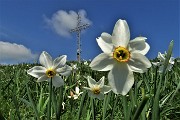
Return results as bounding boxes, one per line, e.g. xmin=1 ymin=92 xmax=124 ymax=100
xmin=0 ymin=41 xmax=38 ymax=64
xmin=44 ymin=9 xmax=92 ymax=37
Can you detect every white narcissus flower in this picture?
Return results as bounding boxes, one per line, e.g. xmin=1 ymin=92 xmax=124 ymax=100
xmin=83 ymin=76 xmax=111 ymax=100
xmin=27 ymin=51 xmax=72 ymax=87
xmin=68 ymin=86 xmax=83 ymax=99
xmin=71 ymin=63 xmax=78 ymax=73
xmin=84 ymin=61 xmax=89 ymax=66
xmin=89 ymin=19 xmax=151 ymax=95
xmin=152 ymin=52 xmax=174 ymax=73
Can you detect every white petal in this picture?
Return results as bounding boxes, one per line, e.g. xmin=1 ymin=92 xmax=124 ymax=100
xmin=97 ymin=33 xmax=113 ymax=53
xmin=96 ymin=93 xmax=104 ymax=100
xmin=53 ymin=55 xmax=67 ymax=69
xmin=128 ymin=52 xmax=152 ymax=73
xmin=129 ymin=37 xmax=150 ymax=55
xmin=101 ymin=85 xmax=111 ymax=94
xmin=75 ymin=87 xmax=80 ymax=94
xmin=37 ymin=75 xmax=48 ymax=82
xmin=39 ymin=51 xmax=53 ymax=68
xmin=169 ymin=57 xmax=175 ymax=64
xmin=89 ymin=53 xmax=115 ymax=71
xmin=97 ymin=76 xmax=105 ymax=88
xmin=152 ymin=62 xmax=160 ymax=66
xmin=101 ymin=32 xmax=112 ymax=43
xmin=108 ymin=63 xmax=134 ymax=95
xmin=73 ymin=95 xmax=79 ymax=99
xmin=112 ymin=19 xmax=130 ymax=47
xmin=56 ymin=65 xmax=72 ymax=76
xmin=83 ymin=87 xmax=91 ymax=91
xmin=79 ymin=92 xmax=83 ymax=95
xmin=88 ymin=91 xmax=104 ymax=100
xmin=52 ymin=76 xmax=64 ymax=87
xmin=67 ymin=96 xmax=72 ymax=99
xmin=87 ymin=76 xmax=97 ymax=88
xmin=27 ymin=66 xmax=46 ymax=78
xmin=157 ymin=52 xmax=165 ymax=61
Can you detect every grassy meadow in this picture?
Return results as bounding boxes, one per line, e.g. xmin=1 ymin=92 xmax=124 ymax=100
xmin=0 ymin=41 xmax=180 ymax=120
xmin=0 ymin=58 xmax=179 ymax=120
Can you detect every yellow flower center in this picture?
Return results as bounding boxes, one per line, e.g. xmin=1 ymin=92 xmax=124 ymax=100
xmin=113 ymin=46 xmax=130 ymax=62
xmin=91 ymin=85 xmax=101 ymax=95
xmin=46 ymin=69 xmax=56 ymax=78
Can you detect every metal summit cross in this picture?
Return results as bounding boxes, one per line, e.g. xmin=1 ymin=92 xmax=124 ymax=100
xmin=70 ymin=12 xmax=90 ymax=63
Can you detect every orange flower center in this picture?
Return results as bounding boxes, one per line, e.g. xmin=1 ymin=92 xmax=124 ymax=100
xmin=46 ymin=69 xmax=56 ymax=78
xmin=113 ymin=46 xmax=130 ymax=62
xmin=91 ymin=85 xmax=101 ymax=95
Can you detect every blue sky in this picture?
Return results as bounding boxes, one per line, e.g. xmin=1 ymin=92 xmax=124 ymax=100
xmin=0 ymin=0 xmax=179 ymax=64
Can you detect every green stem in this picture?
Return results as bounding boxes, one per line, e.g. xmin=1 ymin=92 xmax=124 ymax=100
xmin=57 ymin=86 xmax=63 ymax=120
xmin=52 ymin=87 xmax=57 ymax=119
xmin=102 ymin=92 xmax=111 ymax=120
xmin=48 ymin=78 xmax=53 ymax=120
xmin=91 ymin=98 xmax=95 ymax=120
xmin=77 ymin=91 xmax=87 ymax=120
xmin=132 ymin=95 xmax=149 ymax=120
xmin=122 ymin=96 xmax=128 ymax=119
xmin=110 ymin=95 xmax=118 ymax=120
xmin=154 ymin=66 xmax=158 ymax=96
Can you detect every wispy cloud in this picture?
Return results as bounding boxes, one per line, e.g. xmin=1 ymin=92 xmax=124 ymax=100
xmin=44 ymin=9 xmax=92 ymax=38
xmin=0 ymin=41 xmax=38 ymax=64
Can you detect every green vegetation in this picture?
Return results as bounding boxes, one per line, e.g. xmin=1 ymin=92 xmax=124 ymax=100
xmin=0 ymin=58 xmax=179 ymax=120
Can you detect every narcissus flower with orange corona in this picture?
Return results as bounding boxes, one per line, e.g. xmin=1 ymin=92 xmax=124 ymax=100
xmin=83 ymin=76 xmax=111 ymax=100
xmin=27 ymin=51 xmax=72 ymax=87
xmin=90 ymin=19 xmax=151 ymax=95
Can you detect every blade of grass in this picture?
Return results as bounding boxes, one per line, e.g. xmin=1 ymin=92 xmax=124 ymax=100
xmin=57 ymin=86 xmax=63 ymax=120
xmin=25 ymin=80 xmax=40 ymax=120
xmin=52 ymin=87 xmax=57 ymax=119
xmin=122 ymin=95 xmax=128 ymax=120
xmin=132 ymin=88 xmax=149 ymax=120
xmin=152 ymin=40 xmax=174 ymax=120
xmin=91 ymin=98 xmax=95 ymax=120
xmin=102 ymin=91 xmax=112 ymax=120
xmin=77 ymin=91 xmax=87 ymax=120
xmin=37 ymin=86 xmax=43 ymax=113
xmin=169 ymin=80 xmax=180 ymax=102
xmin=47 ymin=78 xmax=52 ymax=120
xmin=12 ymin=89 xmax=21 ymax=120
xmin=110 ymin=95 xmax=118 ymax=120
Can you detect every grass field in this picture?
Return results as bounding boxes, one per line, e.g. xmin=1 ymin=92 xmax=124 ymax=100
xmin=0 ymin=40 xmax=180 ymax=120
xmin=0 ymin=58 xmax=179 ymax=120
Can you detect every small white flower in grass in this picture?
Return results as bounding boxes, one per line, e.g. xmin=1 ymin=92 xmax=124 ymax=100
xmin=71 ymin=63 xmax=78 ymax=73
xmin=89 ymin=19 xmax=151 ymax=95
xmin=68 ymin=86 xmax=83 ymax=99
xmin=83 ymin=76 xmax=111 ymax=100
xmin=152 ymin=52 xmax=174 ymax=73
xmin=83 ymin=60 xmax=89 ymax=66
xmin=27 ymin=51 xmax=72 ymax=87
xmin=62 ymin=102 xmax=65 ymax=110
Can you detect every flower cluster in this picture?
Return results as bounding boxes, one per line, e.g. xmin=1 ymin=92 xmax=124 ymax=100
xmin=27 ymin=19 xmax=152 ymax=98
